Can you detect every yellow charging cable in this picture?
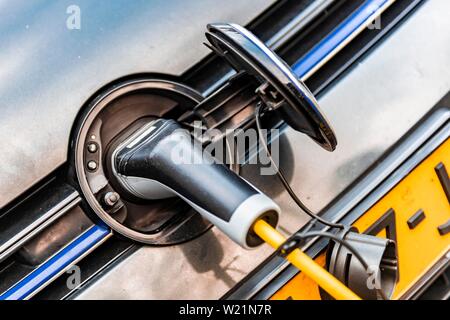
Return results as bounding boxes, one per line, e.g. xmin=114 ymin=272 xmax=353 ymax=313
xmin=253 ymin=220 xmax=361 ymax=300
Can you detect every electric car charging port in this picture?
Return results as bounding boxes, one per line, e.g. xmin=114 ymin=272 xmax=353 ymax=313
xmin=73 ymin=78 xmax=214 ymax=245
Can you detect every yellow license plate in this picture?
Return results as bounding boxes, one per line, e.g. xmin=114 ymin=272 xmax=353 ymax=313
xmin=272 ymin=138 xmax=450 ymax=300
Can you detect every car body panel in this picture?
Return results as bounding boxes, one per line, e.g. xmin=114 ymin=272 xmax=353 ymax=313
xmin=0 ymin=0 xmax=274 ymax=209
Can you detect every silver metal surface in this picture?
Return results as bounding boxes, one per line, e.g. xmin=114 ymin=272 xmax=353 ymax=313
xmin=0 ymin=190 xmax=80 ymax=263
xmin=266 ymin=0 xmax=335 ymax=50
xmin=0 ymin=0 xmax=274 ymax=209
xmin=86 ymin=161 xmax=97 ymax=171
xmin=103 ymin=192 xmax=119 ymax=207
xmin=75 ymin=0 xmax=450 ymax=299
xmin=87 ymin=143 xmax=98 ymax=153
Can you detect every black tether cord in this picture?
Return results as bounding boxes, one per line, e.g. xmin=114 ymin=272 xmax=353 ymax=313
xmin=255 ymin=104 xmax=387 ymax=300
xmin=255 ymin=104 xmax=344 ymax=229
